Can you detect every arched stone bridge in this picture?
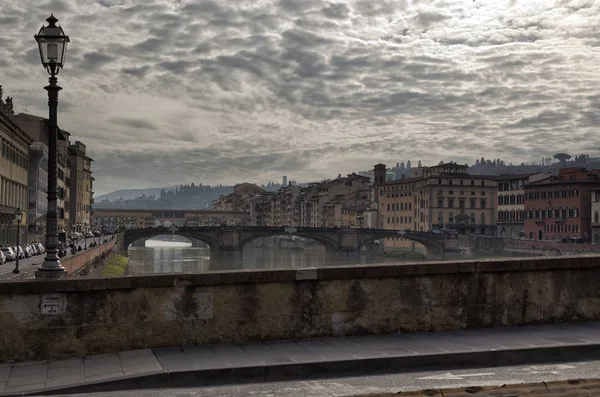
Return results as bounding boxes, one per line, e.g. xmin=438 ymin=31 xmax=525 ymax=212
xmin=118 ymin=226 xmax=455 ymax=257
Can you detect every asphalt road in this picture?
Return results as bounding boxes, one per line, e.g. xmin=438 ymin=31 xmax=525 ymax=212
xmin=0 ymin=238 xmax=104 ymax=278
xmin=46 ymin=359 xmax=600 ymax=397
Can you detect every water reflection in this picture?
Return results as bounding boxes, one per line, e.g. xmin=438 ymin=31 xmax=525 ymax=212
xmin=128 ymin=240 xmax=410 ymax=275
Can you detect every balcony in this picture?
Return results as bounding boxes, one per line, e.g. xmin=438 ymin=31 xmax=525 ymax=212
xmin=497 ymin=219 xmax=524 ymax=224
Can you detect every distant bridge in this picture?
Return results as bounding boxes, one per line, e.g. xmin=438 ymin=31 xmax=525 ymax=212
xmin=118 ymin=226 xmax=457 ymax=257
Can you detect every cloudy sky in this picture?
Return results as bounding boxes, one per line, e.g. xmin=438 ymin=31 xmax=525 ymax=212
xmin=2 ymin=0 xmax=599 ymax=194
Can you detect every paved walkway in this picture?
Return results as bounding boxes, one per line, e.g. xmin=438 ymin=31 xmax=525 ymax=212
xmin=1 ymin=322 xmax=600 ymax=396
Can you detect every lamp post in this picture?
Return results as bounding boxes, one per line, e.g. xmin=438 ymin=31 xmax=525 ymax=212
xmin=35 ymin=14 xmax=70 ymax=278
xmin=12 ymin=208 xmax=23 ymax=274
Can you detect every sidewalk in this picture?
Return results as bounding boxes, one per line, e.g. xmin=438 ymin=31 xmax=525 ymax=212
xmin=1 ymin=322 xmax=600 ymax=396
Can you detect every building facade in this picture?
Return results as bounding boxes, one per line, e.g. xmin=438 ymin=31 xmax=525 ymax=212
xmin=524 ymin=168 xmax=600 ymax=242
xmin=212 ymin=183 xmax=265 ymax=213
xmin=69 ymin=141 xmax=93 ymax=234
xmin=495 ymin=173 xmax=550 ymax=239
xmin=591 ymin=188 xmax=600 ymax=243
xmin=0 ymin=87 xmax=32 ymax=245
xmin=92 ymin=209 xmax=251 ymax=230
xmin=14 ymin=113 xmax=73 ymax=238
xmin=378 ymin=163 xmax=498 ymax=236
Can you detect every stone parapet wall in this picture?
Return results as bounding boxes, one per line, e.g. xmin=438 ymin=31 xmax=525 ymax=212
xmin=61 ymin=240 xmax=117 ymax=274
xmin=0 ymin=255 xmax=599 ymax=362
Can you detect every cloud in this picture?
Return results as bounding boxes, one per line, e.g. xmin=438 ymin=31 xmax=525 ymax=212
xmin=1 ymin=0 xmax=599 ymax=195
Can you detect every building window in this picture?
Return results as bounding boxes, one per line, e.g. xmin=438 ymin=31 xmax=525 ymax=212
xmin=448 ymin=198 xmax=454 ymax=208
xmin=595 ymin=211 xmax=599 ymax=223
xmin=480 ymin=199 xmax=486 ymax=209
xmin=481 ymin=213 xmax=485 ymax=224
xmin=449 ymin=212 xmax=454 ymax=223
xmin=438 ymin=199 xmax=443 ymax=207
xmin=470 ymin=180 xmax=474 ymax=186
xmin=471 ymin=212 xmax=475 ymax=224
xmin=438 ymin=212 xmax=443 ymax=224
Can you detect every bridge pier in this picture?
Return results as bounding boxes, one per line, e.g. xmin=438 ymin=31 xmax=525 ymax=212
xmin=333 ymin=249 xmax=362 ymax=257
xmin=212 ymin=246 xmax=242 ymax=259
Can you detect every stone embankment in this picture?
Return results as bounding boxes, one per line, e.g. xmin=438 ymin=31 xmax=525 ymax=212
xmin=0 ymin=254 xmax=599 ymax=362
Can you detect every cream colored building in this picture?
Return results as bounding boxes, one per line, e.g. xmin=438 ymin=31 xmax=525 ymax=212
xmin=378 ymin=163 xmax=498 ymax=236
xmin=0 ymin=87 xmax=32 ymax=245
xmin=212 ymin=183 xmax=265 ymax=212
xmin=14 ymin=113 xmax=73 ymax=237
xmin=495 ymin=173 xmax=550 ymax=239
xmin=69 ymin=141 xmax=93 ymax=234
xmin=308 ymin=174 xmax=371 ymax=227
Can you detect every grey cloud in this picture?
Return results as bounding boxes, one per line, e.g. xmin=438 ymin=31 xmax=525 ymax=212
xmin=79 ymin=51 xmax=116 ymax=70
xmin=2 ymin=0 xmax=599 ymax=194
xmin=159 ymin=60 xmax=195 ymax=73
xmin=97 ymin=0 xmax=125 ymax=7
xmin=133 ymin=38 xmax=169 ymax=53
xmin=322 ymin=3 xmax=351 ymax=19
xmin=354 ymin=0 xmax=398 ymax=17
xmin=42 ymin=0 xmax=73 ymax=13
xmin=415 ymin=10 xmax=451 ymax=28
xmin=110 ymin=118 xmax=159 ymax=131
xmin=121 ymin=65 xmax=150 ymax=77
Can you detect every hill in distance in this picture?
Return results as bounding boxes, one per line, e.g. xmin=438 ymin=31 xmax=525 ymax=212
xmin=95 ymin=187 xmax=175 ymax=202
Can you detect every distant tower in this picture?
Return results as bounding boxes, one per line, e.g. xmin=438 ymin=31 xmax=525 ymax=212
xmin=373 ymin=164 xmax=386 ymax=184
xmin=373 ymin=163 xmax=387 ymax=202
xmin=283 ymin=176 xmax=288 ymax=186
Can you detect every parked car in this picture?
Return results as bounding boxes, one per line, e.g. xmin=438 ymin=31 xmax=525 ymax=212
xmin=16 ymin=246 xmax=25 ymax=259
xmin=35 ymin=243 xmax=45 ymax=254
xmin=85 ymin=231 xmax=94 ymax=238
xmin=1 ymin=247 xmax=16 ymax=261
xmin=0 ymin=250 xmax=5 ymax=264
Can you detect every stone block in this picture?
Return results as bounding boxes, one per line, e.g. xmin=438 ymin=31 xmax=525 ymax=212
xmin=163 ymin=286 xmax=214 ymax=321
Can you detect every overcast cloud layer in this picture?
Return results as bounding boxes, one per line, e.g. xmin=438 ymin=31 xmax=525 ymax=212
xmin=2 ymin=0 xmax=599 ymax=194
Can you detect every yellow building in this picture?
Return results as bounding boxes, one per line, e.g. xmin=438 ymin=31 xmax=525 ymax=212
xmin=69 ymin=141 xmax=93 ymax=234
xmin=378 ymin=163 xmax=498 ymax=236
xmin=0 ymin=86 xmax=32 ymax=245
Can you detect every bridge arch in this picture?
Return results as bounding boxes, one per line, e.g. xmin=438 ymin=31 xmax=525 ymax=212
xmin=239 ymin=231 xmax=339 ymax=252
xmin=123 ymin=227 xmax=220 ymax=255
xmin=357 ymin=231 xmax=445 ymax=255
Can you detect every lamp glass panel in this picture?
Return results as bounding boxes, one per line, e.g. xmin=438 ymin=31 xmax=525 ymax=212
xmin=37 ymin=36 xmax=66 ymax=65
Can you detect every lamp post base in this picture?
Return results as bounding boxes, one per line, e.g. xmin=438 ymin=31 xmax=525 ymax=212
xmin=35 ymin=264 xmax=66 ymax=279
xmin=12 ymin=268 xmax=20 ymax=274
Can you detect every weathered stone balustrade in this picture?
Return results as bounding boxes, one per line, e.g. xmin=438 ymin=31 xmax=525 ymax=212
xmin=0 ymin=254 xmax=599 ymax=362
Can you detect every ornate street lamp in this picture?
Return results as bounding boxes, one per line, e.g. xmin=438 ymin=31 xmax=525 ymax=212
xmin=12 ymin=208 xmax=23 ymax=274
xmin=34 ymin=14 xmax=70 ymax=278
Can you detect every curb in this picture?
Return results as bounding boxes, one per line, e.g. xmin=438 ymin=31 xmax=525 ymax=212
xmin=5 ymin=342 xmax=600 ymax=396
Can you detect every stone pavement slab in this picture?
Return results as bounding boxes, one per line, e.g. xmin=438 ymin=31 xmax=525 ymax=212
xmin=1 ymin=322 xmax=600 ymax=396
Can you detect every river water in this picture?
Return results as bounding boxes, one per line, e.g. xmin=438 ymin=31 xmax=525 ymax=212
xmin=127 ymin=239 xmax=415 ymax=275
